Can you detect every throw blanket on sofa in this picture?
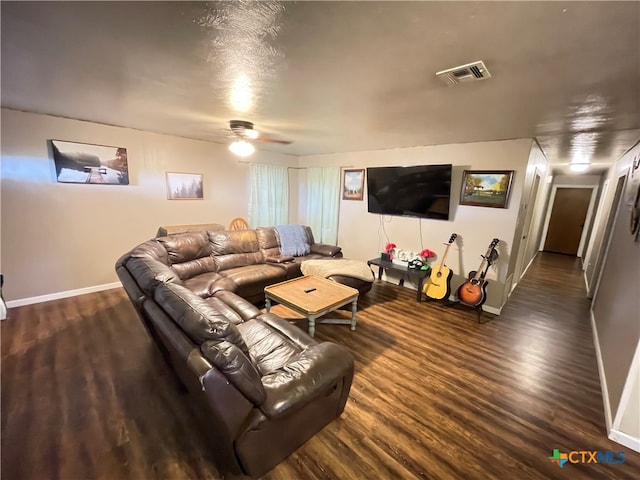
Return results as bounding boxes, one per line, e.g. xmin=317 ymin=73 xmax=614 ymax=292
xmin=275 ymin=224 xmax=310 ymax=256
xmin=301 ymin=259 xmax=375 ymax=282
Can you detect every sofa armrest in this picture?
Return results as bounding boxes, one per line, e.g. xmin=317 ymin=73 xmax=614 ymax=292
xmin=257 ymin=313 xmax=317 ymax=350
xmin=201 ymin=340 xmax=266 ymax=405
xmin=213 ymin=290 xmax=261 ymax=321
xmin=260 ymin=342 xmax=354 ymax=418
xmin=265 ymin=254 xmax=295 ymax=264
xmin=310 ymin=243 xmax=342 ymax=257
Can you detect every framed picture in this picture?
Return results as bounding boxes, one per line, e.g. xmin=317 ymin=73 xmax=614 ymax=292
xmin=50 ymin=140 xmax=129 ymax=185
xmin=166 ymin=172 xmax=203 ymax=200
xmin=342 ymin=169 xmax=365 ymax=200
xmin=460 ymin=170 xmax=514 ymax=208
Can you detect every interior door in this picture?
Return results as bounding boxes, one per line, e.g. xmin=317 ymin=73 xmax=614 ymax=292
xmin=544 ymin=188 xmax=592 ymax=255
xmin=513 ymin=173 xmax=542 ymax=282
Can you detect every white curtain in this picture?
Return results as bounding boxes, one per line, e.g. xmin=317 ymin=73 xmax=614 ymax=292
xmin=306 ymin=167 xmax=340 ymax=244
xmin=248 ymin=163 xmax=289 ymax=227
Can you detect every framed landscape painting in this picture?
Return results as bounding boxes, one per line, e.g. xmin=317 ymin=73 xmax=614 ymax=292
xmin=460 ymin=170 xmax=514 ymax=208
xmin=166 ymin=172 xmax=203 ymax=200
xmin=50 ymin=140 xmax=129 ymax=184
xmin=342 ymin=169 xmax=365 ymax=200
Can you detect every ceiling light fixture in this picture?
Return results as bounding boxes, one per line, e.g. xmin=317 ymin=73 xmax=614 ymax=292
xmin=569 ymin=162 xmax=590 ymax=172
xmin=229 ymin=139 xmax=255 ymax=157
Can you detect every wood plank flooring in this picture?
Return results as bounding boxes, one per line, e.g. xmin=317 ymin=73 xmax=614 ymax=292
xmin=2 ymin=252 xmax=639 ymax=479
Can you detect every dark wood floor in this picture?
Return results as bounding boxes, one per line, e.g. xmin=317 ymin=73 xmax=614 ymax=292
xmin=2 ymin=252 xmax=639 ymax=479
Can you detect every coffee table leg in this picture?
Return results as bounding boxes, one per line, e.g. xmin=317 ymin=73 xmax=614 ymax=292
xmin=308 ymin=315 xmax=316 ymax=337
xmin=265 ymin=297 xmax=271 ymax=312
xmin=350 ymin=299 xmax=357 ymax=330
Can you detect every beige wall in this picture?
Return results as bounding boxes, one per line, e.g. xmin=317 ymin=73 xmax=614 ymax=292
xmin=618 ymin=368 xmax=639 ymax=439
xmin=592 ymin=142 xmax=640 ymax=430
xmin=584 ymin=166 xmax=633 ymax=293
xmin=0 ymin=109 xmax=298 ymax=302
xmin=299 ymin=138 xmax=534 ymax=312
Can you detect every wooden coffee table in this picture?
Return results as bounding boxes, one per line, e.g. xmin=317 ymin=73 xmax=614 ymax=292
xmin=264 ymin=275 xmax=359 ymax=337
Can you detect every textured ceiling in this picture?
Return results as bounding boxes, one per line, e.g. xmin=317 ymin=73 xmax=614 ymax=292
xmin=2 ymin=1 xmax=639 ymax=165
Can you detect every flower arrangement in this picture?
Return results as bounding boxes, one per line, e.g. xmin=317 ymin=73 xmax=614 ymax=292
xmin=384 ymin=243 xmax=397 ymax=254
xmin=419 ymin=248 xmax=436 ymax=261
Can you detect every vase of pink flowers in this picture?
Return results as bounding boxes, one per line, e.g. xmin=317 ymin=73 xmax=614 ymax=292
xmin=381 ymin=242 xmax=396 ymax=262
xmin=419 ymin=248 xmax=436 ymax=263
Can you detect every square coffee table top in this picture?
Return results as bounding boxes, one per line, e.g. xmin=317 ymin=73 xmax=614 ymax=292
xmin=264 ymin=275 xmax=358 ymax=315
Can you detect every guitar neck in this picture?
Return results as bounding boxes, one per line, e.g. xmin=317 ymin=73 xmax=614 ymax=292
xmin=436 ymin=242 xmax=453 ymax=273
xmin=473 ymin=257 xmax=488 ymax=280
xmin=479 ymin=246 xmax=498 ymax=280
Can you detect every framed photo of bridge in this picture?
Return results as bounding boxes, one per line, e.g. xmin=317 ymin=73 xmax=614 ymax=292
xmin=50 ymin=140 xmax=129 ymax=185
xmin=166 ymin=172 xmax=204 ymax=200
xmin=342 ymin=168 xmax=365 ymax=201
xmin=460 ymin=170 xmax=514 ymax=208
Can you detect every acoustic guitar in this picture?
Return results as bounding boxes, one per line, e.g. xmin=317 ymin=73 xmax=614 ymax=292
xmin=422 ymin=233 xmax=458 ymax=300
xmin=457 ymin=238 xmax=499 ymax=308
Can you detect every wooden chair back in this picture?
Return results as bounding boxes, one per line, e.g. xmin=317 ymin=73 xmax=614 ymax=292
xmin=228 ymin=217 xmax=250 ymax=230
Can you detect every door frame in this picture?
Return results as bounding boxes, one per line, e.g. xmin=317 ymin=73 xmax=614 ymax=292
xmin=539 ymin=184 xmax=599 ymax=257
xmin=513 ymin=172 xmax=542 ymax=285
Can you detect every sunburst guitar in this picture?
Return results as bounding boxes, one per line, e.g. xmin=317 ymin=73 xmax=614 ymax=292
xmin=422 ymin=233 xmax=457 ymax=300
xmin=457 ymin=238 xmax=499 ymax=308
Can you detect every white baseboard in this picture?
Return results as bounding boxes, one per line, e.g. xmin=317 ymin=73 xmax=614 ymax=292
xmin=6 ymin=282 xmax=122 ymax=308
xmin=590 ymin=308 xmax=613 ymax=434
xmin=609 ymin=429 xmax=640 ymax=453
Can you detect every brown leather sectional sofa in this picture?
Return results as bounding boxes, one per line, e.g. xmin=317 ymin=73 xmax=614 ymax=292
xmin=115 ymin=226 xmax=356 ymax=478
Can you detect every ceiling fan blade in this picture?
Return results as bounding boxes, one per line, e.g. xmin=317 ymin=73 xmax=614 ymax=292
xmin=257 ymin=136 xmax=292 ymax=145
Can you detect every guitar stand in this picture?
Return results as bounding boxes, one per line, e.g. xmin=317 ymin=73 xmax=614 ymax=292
xmin=442 ymin=299 xmax=488 ymax=324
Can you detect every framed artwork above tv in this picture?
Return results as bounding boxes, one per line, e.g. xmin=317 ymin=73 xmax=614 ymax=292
xmin=342 ymin=169 xmax=365 ymax=200
xmin=460 ymin=170 xmax=514 ymax=208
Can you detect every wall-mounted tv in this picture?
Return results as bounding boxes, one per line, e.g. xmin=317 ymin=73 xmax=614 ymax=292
xmin=367 ymin=164 xmax=452 ymax=220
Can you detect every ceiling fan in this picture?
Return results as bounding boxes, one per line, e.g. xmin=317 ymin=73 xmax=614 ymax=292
xmin=224 ymin=120 xmax=292 ymax=157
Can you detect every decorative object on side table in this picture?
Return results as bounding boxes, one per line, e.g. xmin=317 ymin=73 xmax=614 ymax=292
xmin=419 ymin=248 xmax=436 ymax=265
xmin=460 ymin=170 xmax=514 ymax=208
xmin=381 ymin=242 xmax=396 ymax=262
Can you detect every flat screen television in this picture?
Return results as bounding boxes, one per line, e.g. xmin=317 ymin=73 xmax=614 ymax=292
xmin=367 ymin=164 xmax=452 ymax=220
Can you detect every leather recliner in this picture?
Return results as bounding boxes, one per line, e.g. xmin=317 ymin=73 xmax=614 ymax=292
xmin=116 ymin=240 xmax=354 ymax=479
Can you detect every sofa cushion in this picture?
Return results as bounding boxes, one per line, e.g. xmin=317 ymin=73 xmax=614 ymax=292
xmin=201 ymin=340 xmax=265 ymax=406
xmin=237 ymin=319 xmax=302 ymax=376
xmin=210 ymin=230 xmax=260 ymax=256
xmin=158 ymin=231 xmax=211 ymax=263
xmin=154 ymin=283 xmax=249 ymax=357
xmin=255 ymin=227 xmax=281 ymax=258
xmin=261 ymin=342 xmax=353 ymax=418
xmin=125 ymin=255 xmax=182 ymax=296
xmin=158 ymin=232 xmax=217 ymax=280
xmin=184 ymin=272 xmax=237 ymax=298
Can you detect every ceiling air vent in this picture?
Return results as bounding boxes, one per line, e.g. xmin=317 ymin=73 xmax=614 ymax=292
xmin=436 ymin=60 xmax=492 ymax=85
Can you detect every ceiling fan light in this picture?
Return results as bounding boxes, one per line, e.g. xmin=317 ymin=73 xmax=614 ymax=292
xmin=229 ymin=139 xmax=255 ymax=157
xmin=244 ymin=128 xmax=259 ymax=139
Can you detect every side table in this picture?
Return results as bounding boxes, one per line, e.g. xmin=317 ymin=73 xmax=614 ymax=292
xmin=366 ymin=258 xmax=430 ymax=302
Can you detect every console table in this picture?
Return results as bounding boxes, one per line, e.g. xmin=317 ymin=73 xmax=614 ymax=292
xmin=367 ymin=257 xmax=430 ymax=302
